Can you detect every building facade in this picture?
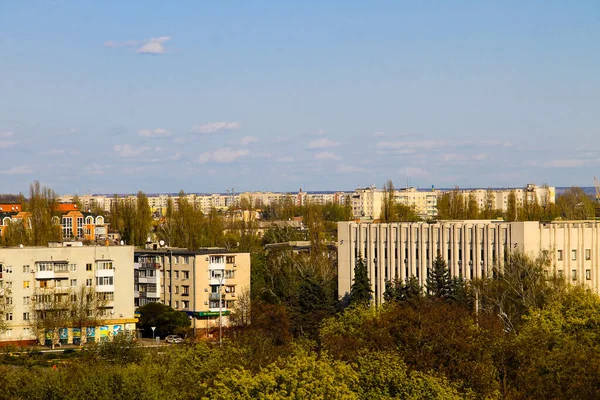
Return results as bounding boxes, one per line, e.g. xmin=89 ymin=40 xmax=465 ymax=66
xmin=0 ymin=243 xmax=136 ymax=345
xmin=134 ymin=247 xmax=250 ymax=332
xmin=338 ymin=220 xmax=600 ymax=305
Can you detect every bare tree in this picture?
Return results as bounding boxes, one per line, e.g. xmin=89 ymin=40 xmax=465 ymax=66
xmin=29 ymin=288 xmax=71 ymax=348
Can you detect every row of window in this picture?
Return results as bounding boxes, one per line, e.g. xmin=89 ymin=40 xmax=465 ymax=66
xmin=170 ymin=270 xmax=190 ymax=280
xmin=168 ymin=285 xmax=190 ymax=295
xmin=556 ymin=249 xmax=592 ymax=261
xmin=209 ymin=270 xmax=236 ymax=279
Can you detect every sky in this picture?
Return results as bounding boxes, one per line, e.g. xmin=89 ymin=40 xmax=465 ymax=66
xmin=1 ymin=1 xmax=599 ymax=195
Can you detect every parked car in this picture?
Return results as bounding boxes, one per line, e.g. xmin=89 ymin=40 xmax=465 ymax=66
xmin=165 ymin=335 xmax=184 ymax=344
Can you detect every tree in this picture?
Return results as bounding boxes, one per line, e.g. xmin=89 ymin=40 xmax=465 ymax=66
xmin=69 ymin=285 xmax=107 ymax=340
xmin=29 ymin=288 xmax=71 ymax=348
xmin=349 ymin=257 xmax=372 ymax=307
xmin=25 ymin=181 xmax=61 ymax=245
xmin=426 ymin=253 xmax=451 ymax=299
xmin=506 ymin=190 xmax=517 ymax=221
xmin=556 ymin=186 xmax=596 ymax=220
xmin=384 ymin=276 xmax=422 ymax=303
xmin=136 ymin=302 xmax=191 ymax=338
xmin=380 ymin=180 xmax=395 ymax=223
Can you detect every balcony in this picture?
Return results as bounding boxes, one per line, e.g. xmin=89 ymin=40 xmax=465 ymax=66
xmin=95 ymin=269 xmax=114 ymax=278
xmin=35 ymin=270 xmax=54 ymax=280
xmin=95 ymin=284 xmax=115 ymax=293
xmin=137 ymin=276 xmax=157 ymax=284
xmin=209 ymin=293 xmax=223 ymax=301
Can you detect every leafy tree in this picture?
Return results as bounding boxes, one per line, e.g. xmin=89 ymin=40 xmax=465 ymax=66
xmin=29 ymin=289 xmax=71 ymax=348
xmin=556 ymin=186 xmax=596 ymax=220
xmin=69 ymin=285 xmax=107 ymax=338
xmin=136 ymin=302 xmax=191 ymax=339
xmin=25 ymin=181 xmax=61 ymax=245
xmin=349 ymin=257 xmax=372 ymax=307
xmin=380 ymin=180 xmax=395 ymax=223
xmin=506 ymin=190 xmax=517 ymax=221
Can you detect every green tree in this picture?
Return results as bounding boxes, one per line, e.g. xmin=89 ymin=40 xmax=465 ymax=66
xmin=136 ymin=302 xmax=191 ymax=339
xmin=380 ymin=180 xmax=395 ymax=223
xmin=384 ymin=276 xmax=422 ymax=303
xmin=25 ymin=181 xmax=61 ymax=245
xmin=349 ymin=257 xmax=372 ymax=307
xmin=506 ymin=190 xmax=517 ymax=221
xmin=426 ymin=253 xmax=451 ymax=299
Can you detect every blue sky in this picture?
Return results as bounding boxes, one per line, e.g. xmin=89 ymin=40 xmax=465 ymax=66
xmin=1 ymin=1 xmax=599 ymax=195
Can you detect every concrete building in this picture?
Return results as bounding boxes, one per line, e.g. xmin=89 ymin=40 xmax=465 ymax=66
xmin=0 ymin=243 xmax=136 ymax=345
xmin=338 ymin=220 xmax=600 ymax=305
xmin=133 ymin=247 xmax=250 ymax=332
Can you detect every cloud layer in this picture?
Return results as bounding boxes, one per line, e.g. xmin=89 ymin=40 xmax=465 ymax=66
xmin=192 ymin=122 xmax=241 ymax=134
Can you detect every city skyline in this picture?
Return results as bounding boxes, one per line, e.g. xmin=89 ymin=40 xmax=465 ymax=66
xmin=2 ymin=2 xmax=599 ymax=194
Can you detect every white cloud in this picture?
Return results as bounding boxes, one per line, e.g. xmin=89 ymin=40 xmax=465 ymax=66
xmin=0 ymin=140 xmax=16 ymax=149
xmin=0 ymin=166 xmax=32 ymax=175
xmin=377 ymin=140 xmax=446 ymax=150
xmin=85 ymin=164 xmax=105 ymax=175
xmin=191 ymin=122 xmax=241 ymax=134
xmin=472 ymin=153 xmax=494 ymax=161
xmin=315 ymin=151 xmax=341 ymax=161
xmin=114 ymin=144 xmax=151 ymax=157
xmin=104 ymin=37 xmax=171 ymax=54
xmin=229 ymin=136 xmax=258 ymax=146
xmin=138 ymin=128 xmax=171 ymax=138
xmin=479 ymin=140 xmax=513 ymax=148
xmin=276 ymin=156 xmax=294 ymax=163
xmin=42 ymin=149 xmax=65 ymax=155
xmin=308 ymin=138 xmax=340 ymax=149
xmin=338 ymin=164 xmax=366 ymax=173
xmin=0 ymin=132 xmax=14 ymax=138
xmin=197 ymin=148 xmax=249 ymax=164
xmin=136 ymin=36 xmax=171 ymax=54
xmin=544 ymin=159 xmax=587 ymax=168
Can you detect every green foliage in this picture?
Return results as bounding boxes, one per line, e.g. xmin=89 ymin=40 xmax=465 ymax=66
xmin=383 ymin=276 xmax=422 ymax=303
xmin=426 ymin=253 xmax=452 ymax=299
xmin=349 ymin=257 xmax=372 ymax=307
xmin=109 ymin=192 xmax=153 ymax=246
xmin=136 ymin=302 xmax=191 ymax=338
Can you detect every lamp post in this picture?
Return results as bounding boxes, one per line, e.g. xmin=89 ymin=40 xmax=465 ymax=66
xmin=151 ymin=326 xmax=156 ymax=343
xmin=218 ymin=273 xmax=224 ymax=346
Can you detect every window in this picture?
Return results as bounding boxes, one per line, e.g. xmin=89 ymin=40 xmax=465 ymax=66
xmin=22 ymin=265 xmax=30 ymax=273
xmin=23 ymin=327 xmax=30 ymax=336
xmin=175 ymin=286 xmax=179 ymax=294
xmin=225 ymin=270 xmax=235 ymax=279
xmin=22 ymin=296 xmax=29 ymax=305
xmin=36 ymin=262 xmax=52 ymax=272
xmin=182 ymin=300 xmax=189 ymax=309
xmin=97 ymin=292 xmax=114 ymax=301
xmin=96 ymin=277 xmax=113 ymax=286
xmin=226 ymin=256 xmax=235 ymax=264
xmin=86 ymin=279 xmax=92 ymax=287
xmin=586 ymin=249 xmax=591 ymax=260
xmin=572 ymin=270 xmax=577 ymax=281
xmin=23 ymin=281 xmax=29 ymax=289
xmin=70 ymin=279 xmax=77 ymax=287
xmin=572 ymin=250 xmax=577 ymax=261
xmin=182 ymin=286 xmax=189 ymax=295
xmin=225 ymin=285 xmax=235 ymax=293
xmin=5 ymin=329 xmax=11 ymax=337
xmin=182 ymin=271 xmax=189 ymax=280
xmin=39 ymin=280 xmax=48 ymax=288
xmin=557 ymin=250 xmax=563 ymax=261
xmin=6 ymin=297 xmax=12 ymax=305
xmin=174 ymin=270 xmax=179 ymax=279
xmin=174 ymin=301 xmax=179 ymax=309
xmin=6 ymin=313 xmax=12 ymax=321
xmin=586 ymin=269 xmax=591 ymax=280
xmin=70 ymin=264 xmax=77 ymax=271
xmin=55 ymin=263 xmax=69 ymax=272
xmin=86 ymin=263 xmax=92 ymax=271
xmin=96 ymin=261 xmax=113 ymax=270
xmin=22 ymin=312 xmax=29 ymax=321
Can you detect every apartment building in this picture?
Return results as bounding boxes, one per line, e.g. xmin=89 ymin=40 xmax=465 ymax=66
xmin=0 ymin=243 xmax=136 ymax=345
xmin=351 ymin=186 xmax=440 ymax=220
xmin=338 ymin=220 xmax=600 ymax=305
xmin=134 ymin=247 xmax=250 ymax=331
xmin=458 ymin=184 xmax=555 ymax=212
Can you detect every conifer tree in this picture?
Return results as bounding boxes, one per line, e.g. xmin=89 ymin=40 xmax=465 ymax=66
xmin=426 ymin=252 xmax=451 ymax=299
xmin=349 ymin=257 xmax=372 ymax=307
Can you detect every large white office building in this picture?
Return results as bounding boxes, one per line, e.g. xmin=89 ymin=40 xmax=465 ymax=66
xmin=338 ymin=220 xmax=600 ymax=305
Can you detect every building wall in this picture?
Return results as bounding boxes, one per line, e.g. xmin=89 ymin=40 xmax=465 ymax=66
xmin=0 ymin=245 xmax=135 ymax=343
xmin=338 ymin=220 xmax=600 ymax=305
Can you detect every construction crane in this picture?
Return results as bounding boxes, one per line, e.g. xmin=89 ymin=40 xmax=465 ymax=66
xmin=595 ymin=176 xmax=600 ymax=203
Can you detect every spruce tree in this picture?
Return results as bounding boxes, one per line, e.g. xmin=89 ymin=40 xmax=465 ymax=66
xmin=349 ymin=257 xmax=372 ymax=307
xmin=427 ymin=252 xmax=451 ymax=299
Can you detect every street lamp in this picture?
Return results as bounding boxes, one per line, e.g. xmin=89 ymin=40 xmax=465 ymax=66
xmin=151 ymin=326 xmax=156 ymax=343
xmin=217 ymin=272 xmax=224 ymax=346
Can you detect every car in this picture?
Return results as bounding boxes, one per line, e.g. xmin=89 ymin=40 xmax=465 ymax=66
xmin=165 ymin=335 xmax=184 ymax=344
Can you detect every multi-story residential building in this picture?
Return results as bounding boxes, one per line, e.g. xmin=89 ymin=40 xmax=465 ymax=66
xmin=0 ymin=243 xmax=136 ymax=345
xmin=338 ymin=220 xmax=600 ymax=305
xmin=395 ymin=187 xmax=438 ymax=219
xmin=133 ymin=247 xmax=250 ymax=332
xmin=351 ymin=185 xmax=440 ymax=220
xmin=456 ymin=184 xmax=555 ymax=212
xmin=351 ymin=185 xmax=383 ymax=220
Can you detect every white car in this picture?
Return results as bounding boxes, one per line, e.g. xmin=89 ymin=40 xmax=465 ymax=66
xmin=165 ymin=335 xmax=184 ymax=344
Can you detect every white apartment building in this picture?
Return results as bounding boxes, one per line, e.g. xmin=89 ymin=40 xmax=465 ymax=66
xmin=457 ymin=184 xmax=555 ymax=212
xmin=338 ymin=220 xmax=600 ymax=305
xmin=351 ymin=186 xmax=440 ymax=220
xmin=0 ymin=243 xmax=136 ymax=345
